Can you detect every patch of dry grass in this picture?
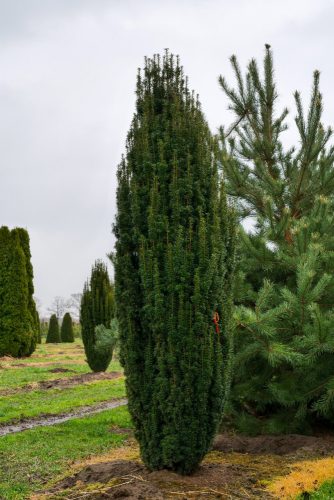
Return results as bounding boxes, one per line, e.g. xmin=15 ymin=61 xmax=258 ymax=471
xmin=267 ymin=457 xmax=334 ymax=499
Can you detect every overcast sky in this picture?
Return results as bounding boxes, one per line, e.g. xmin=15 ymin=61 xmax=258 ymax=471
xmin=1 ymin=0 xmax=334 ymax=315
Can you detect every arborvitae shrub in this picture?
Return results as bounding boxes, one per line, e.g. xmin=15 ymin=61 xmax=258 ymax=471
xmin=113 ymin=52 xmax=233 ymax=474
xmin=15 ymin=228 xmax=39 ymax=353
xmin=0 ymin=226 xmax=36 ymax=357
xmin=46 ymin=314 xmax=60 ymax=343
xmin=80 ymin=261 xmax=115 ymax=372
xmin=60 ymin=312 xmax=74 ymax=342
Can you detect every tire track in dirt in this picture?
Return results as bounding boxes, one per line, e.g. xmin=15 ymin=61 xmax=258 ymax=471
xmin=0 ymin=398 xmax=128 ymax=436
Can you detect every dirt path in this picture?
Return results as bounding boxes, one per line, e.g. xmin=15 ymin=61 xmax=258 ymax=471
xmin=0 ymin=399 xmax=128 ymax=437
xmin=0 ymin=371 xmax=123 ymax=396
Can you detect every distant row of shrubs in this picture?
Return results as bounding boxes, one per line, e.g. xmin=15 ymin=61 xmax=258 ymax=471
xmin=45 ymin=312 xmax=75 ymax=343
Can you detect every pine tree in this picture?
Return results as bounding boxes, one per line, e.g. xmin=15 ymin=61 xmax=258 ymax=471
xmin=219 ymin=45 xmax=334 ymax=433
xmin=113 ymin=52 xmax=233 ymax=474
xmin=60 ymin=312 xmax=74 ymax=342
xmin=80 ymin=261 xmax=115 ymax=372
xmin=0 ymin=226 xmax=35 ymax=356
xmin=46 ymin=314 xmax=60 ymax=343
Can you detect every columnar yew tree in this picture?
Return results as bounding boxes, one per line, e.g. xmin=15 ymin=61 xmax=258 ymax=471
xmin=114 ymin=52 xmax=232 ymax=474
xmin=46 ymin=314 xmax=60 ymax=343
xmin=219 ymin=46 xmax=334 ymax=433
xmin=80 ymin=261 xmax=115 ymax=372
xmin=0 ymin=226 xmax=36 ymax=356
xmin=60 ymin=312 xmax=74 ymax=342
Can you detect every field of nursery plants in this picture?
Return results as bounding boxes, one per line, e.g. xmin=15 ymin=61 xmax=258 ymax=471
xmin=3 ymin=2 xmax=334 ymax=499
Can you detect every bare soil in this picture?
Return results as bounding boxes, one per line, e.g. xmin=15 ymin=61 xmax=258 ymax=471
xmin=40 ymin=433 xmax=334 ymax=499
xmin=212 ymin=432 xmax=334 ymax=458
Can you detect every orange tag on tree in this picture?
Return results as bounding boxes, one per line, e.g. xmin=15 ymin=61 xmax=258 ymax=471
xmin=213 ymin=312 xmax=220 ymax=334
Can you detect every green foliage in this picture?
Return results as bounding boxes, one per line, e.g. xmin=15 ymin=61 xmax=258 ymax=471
xmin=73 ymin=322 xmax=82 ymax=339
xmin=0 ymin=226 xmax=36 ymax=357
xmin=94 ymin=318 xmax=118 ymax=357
xmin=80 ymin=261 xmax=115 ymax=372
xmin=46 ymin=314 xmax=60 ymax=343
xmin=15 ymin=228 xmax=39 ymax=353
xmin=114 ymin=52 xmax=234 ymax=474
xmin=40 ymin=321 xmax=48 ymax=341
xmin=60 ymin=312 xmax=74 ymax=342
xmin=219 ymin=45 xmax=334 ymax=433
xmin=36 ymin=311 xmax=41 ymax=344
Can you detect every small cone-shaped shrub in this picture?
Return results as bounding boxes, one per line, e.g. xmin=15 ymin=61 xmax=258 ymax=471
xmin=113 ymin=52 xmax=233 ymax=474
xmin=80 ymin=261 xmax=115 ymax=372
xmin=46 ymin=314 xmax=60 ymax=343
xmin=0 ymin=226 xmax=35 ymax=356
xmin=60 ymin=312 xmax=74 ymax=342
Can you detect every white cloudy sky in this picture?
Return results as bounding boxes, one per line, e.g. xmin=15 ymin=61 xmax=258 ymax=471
xmin=1 ymin=0 xmax=334 ymax=314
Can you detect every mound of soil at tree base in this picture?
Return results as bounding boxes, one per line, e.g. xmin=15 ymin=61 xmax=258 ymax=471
xmin=52 ymin=458 xmax=270 ymax=499
xmin=46 ymin=433 xmax=334 ymax=499
xmin=212 ymin=433 xmax=334 ymax=458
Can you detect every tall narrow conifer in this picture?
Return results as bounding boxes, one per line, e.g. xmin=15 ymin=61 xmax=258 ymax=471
xmin=80 ymin=261 xmax=115 ymax=372
xmin=114 ymin=52 xmax=233 ymax=474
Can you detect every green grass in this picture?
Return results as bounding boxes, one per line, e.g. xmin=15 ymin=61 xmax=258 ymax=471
xmin=296 ymin=480 xmax=334 ymax=499
xmin=0 ymin=340 xmax=122 ymax=391
xmin=0 ymin=377 xmax=126 ymax=423
xmin=0 ymin=360 xmax=122 ymax=391
xmin=0 ymin=405 xmax=132 ymax=500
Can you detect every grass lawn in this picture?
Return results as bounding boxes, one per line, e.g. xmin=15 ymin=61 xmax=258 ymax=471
xmin=0 ymin=340 xmax=129 ymax=500
xmin=0 ymin=377 xmax=125 ymax=423
xmin=0 ymin=406 xmax=132 ymax=500
xmin=0 ymin=341 xmax=122 ymax=390
xmin=0 ymin=340 xmax=125 ymax=424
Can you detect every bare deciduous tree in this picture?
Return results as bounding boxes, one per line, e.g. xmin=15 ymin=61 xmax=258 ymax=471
xmin=47 ymin=296 xmax=71 ymax=320
xmin=68 ymin=293 xmax=82 ymax=320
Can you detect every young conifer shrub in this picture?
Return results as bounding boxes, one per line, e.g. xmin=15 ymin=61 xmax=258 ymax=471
xmin=60 ymin=312 xmax=74 ymax=342
xmin=113 ymin=52 xmax=233 ymax=474
xmin=80 ymin=261 xmax=115 ymax=372
xmin=46 ymin=314 xmax=60 ymax=343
